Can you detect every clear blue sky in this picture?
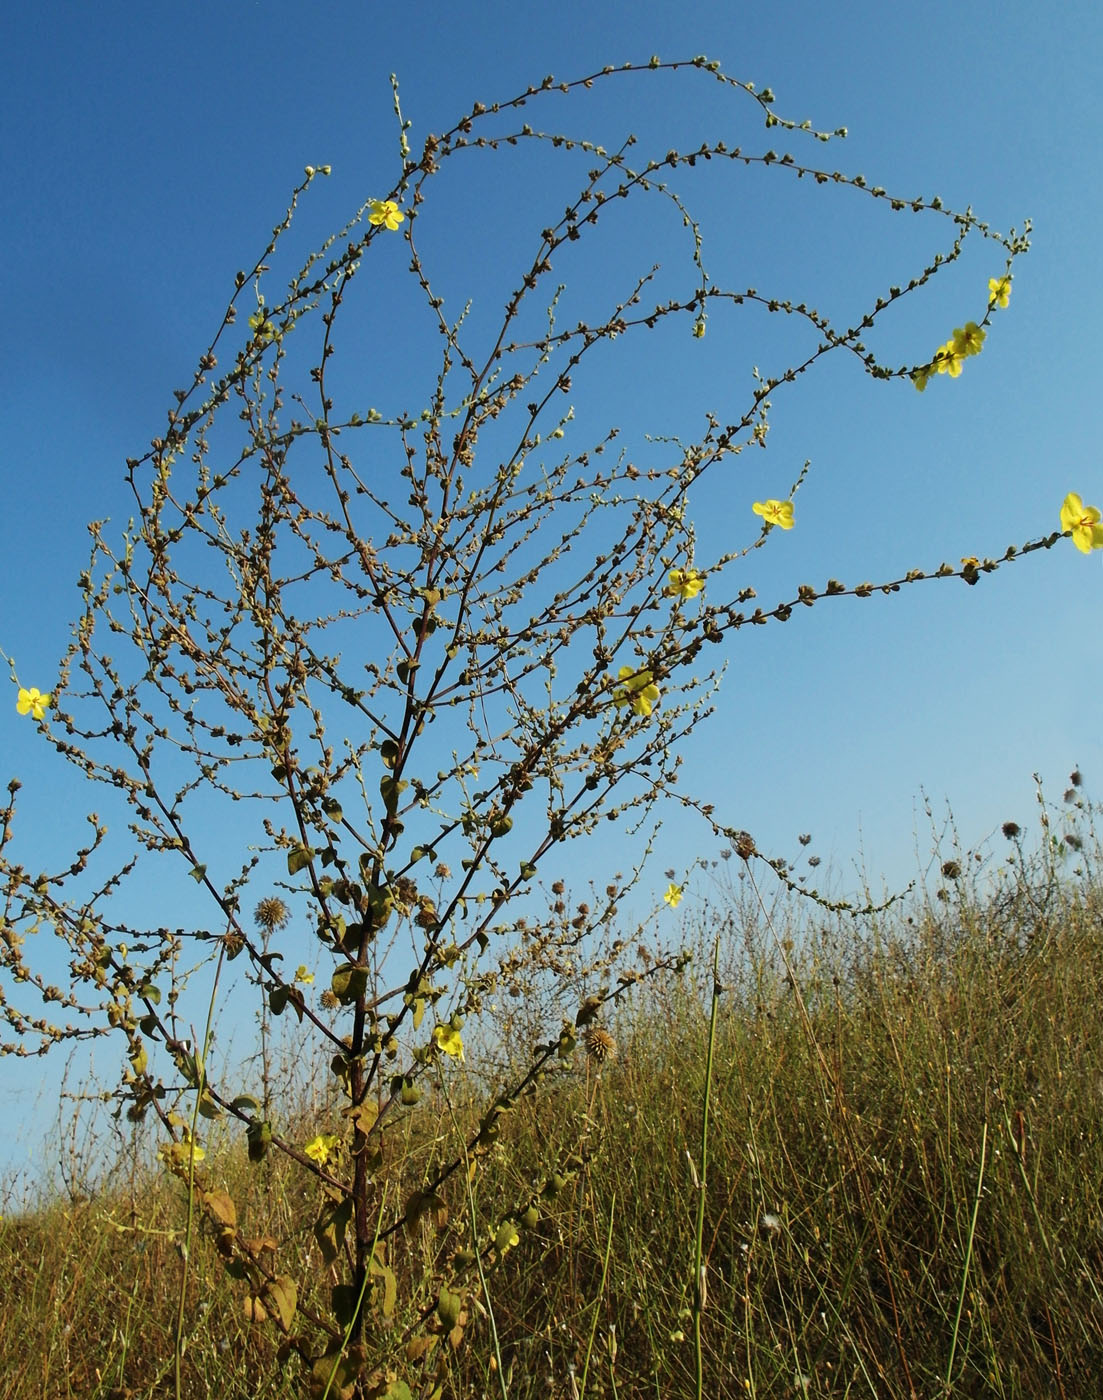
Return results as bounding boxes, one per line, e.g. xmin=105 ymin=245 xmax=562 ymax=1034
xmin=2 ymin=1 xmax=1100 ymax=1186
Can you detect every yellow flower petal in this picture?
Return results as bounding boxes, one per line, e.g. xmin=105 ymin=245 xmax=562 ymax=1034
xmin=433 ymin=1025 xmax=464 ymax=1059
xmin=16 ymin=687 xmax=51 ymax=720
xmin=368 ymin=199 xmax=405 ymax=231
xmin=665 ymin=569 xmax=704 ymax=600
xmin=988 ymin=275 xmax=1012 ymax=309
xmin=1060 ymin=493 xmax=1103 ymax=553
xmin=752 ymin=499 xmax=795 ymax=530
xmin=304 ymin=1133 xmax=339 ymax=1165
xmin=663 ymin=883 xmax=684 ymax=908
xmin=612 ymin=665 xmax=660 ymax=717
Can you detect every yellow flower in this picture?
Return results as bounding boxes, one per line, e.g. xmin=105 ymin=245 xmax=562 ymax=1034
xmin=663 ymin=883 xmax=684 ymax=908
xmin=613 ymin=665 xmax=660 ymax=718
xmin=368 ymin=199 xmax=405 ymax=231
xmin=304 ymin=1133 xmax=339 ymax=1165
xmin=692 ymin=318 xmax=706 ymax=339
xmin=752 ymin=499 xmax=795 ymax=530
xmin=159 ymin=1138 xmax=205 ymax=1167
xmin=16 ymin=687 xmax=51 ymax=720
xmin=665 ymin=568 xmax=704 ymax=600
xmin=248 ymin=310 xmax=277 ymax=344
xmin=432 ymin=1025 xmax=464 ymax=1059
xmin=295 ymin=965 xmax=314 ymax=985
xmin=911 ymin=364 xmax=933 ymax=393
xmin=1059 ymin=493 xmax=1103 ymax=554
xmin=952 ymin=321 xmax=986 ymax=358
xmin=933 ymin=340 xmax=966 ymax=377
xmin=988 ymin=275 xmax=1012 ymax=309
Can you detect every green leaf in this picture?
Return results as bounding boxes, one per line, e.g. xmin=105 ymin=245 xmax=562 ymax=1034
xmin=232 ymin=1094 xmax=260 ymax=1115
xmin=269 ymin=985 xmax=290 ymax=1017
xmin=379 ymin=739 xmax=399 ymax=769
xmin=201 ymin=1187 xmax=236 ymax=1229
xmin=247 ymin=1119 xmax=272 ymax=1162
xmin=331 ymin=964 xmax=368 ymax=1005
xmin=379 ymin=776 xmax=408 ymax=811
xmin=322 ymin=797 xmax=343 ymax=823
xmin=309 ymin=1344 xmax=364 ymax=1400
xmin=369 ymin=1254 xmax=397 ymax=1318
xmin=437 ymin=1288 xmax=462 ymax=1330
xmin=189 ymin=864 xmax=207 ymax=883
xmin=331 ymin=1283 xmax=359 ymax=1329
xmin=314 ymin=1196 xmax=352 ymax=1266
xmin=266 ymin=1275 xmax=297 ymax=1332
xmin=287 ymin=845 xmax=314 ymax=875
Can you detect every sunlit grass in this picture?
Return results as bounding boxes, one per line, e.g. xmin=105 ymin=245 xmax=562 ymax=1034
xmin=4 ymin=797 xmax=1103 ymax=1399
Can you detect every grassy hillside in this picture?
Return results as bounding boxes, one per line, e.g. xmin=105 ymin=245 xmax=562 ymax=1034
xmin=4 ymin=798 xmax=1102 ymax=1399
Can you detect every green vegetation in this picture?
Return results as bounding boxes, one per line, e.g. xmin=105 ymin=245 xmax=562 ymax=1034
xmin=5 ymin=788 xmax=1101 ymax=1399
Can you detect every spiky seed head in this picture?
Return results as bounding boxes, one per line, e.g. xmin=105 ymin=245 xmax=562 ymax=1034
xmin=254 ymin=896 xmax=290 ymax=932
xmin=584 ymin=1027 xmax=616 ymax=1064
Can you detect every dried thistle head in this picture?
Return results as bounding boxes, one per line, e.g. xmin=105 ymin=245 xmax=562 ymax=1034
xmin=254 ymin=896 xmax=290 ymax=933
xmin=391 ymin=876 xmax=419 ymax=915
xmin=320 ymin=988 xmax=340 ymax=1011
xmin=583 ymin=1027 xmax=616 ymax=1064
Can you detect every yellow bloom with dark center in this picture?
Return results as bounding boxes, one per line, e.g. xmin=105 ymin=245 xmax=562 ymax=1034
xmin=1059 ymin=493 xmax=1103 ymax=554
xmin=665 ymin=568 xmax=703 ymax=600
xmin=433 ymin=1025 xmax=464 ymax=1059
xmin=752 ymin=499 xmax=794 ymax=530
xmin=933 ymin=340 xmax=966 ymax=378
xmin=304 ymin=1133 xmax=339 ymax=1165
xmin=952 ymin=321 xmax=986 ymax=358
xmin=612 ymin=665 xmax=660 ymax=717
xmin=16 ymin=687 xmax=51 ymax=720
xmin=247 ymin=310 xmax=277 ymax=344
xmin=988 ymin=276 xmax=1012 ymax=309
xmin=368 ymin=199 xmax=405 ymax=231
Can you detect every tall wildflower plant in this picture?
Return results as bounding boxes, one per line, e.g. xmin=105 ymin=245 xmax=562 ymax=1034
xmin=0 ymin=55 xmax=1089 ymax=1399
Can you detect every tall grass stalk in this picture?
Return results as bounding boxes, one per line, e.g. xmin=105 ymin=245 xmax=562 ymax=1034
xmin=691 ymin=937 xmax=722 ymax=1400
xmin=577 ymin=1192 xmax=616 ymax=1400
xmin=945 ymin=1119 xmax=988 ymax=1392
xmin=174 ymin=942 xmax=226 ymax=1400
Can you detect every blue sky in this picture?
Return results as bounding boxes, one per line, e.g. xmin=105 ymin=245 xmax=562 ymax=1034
xmin=1 ymin=1 xmax=1100 ymax=1185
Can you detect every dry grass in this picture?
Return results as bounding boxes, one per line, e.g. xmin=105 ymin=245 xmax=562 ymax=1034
xmin=4 ymin=810 xmax=1103 ymax=1398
